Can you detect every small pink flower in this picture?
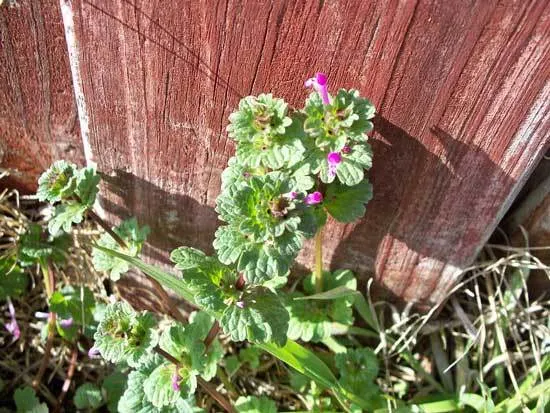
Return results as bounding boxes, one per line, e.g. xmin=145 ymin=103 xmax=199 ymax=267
xmin=59 ymin=317 xmax=73 ymax=329
xmin=284 ymin=191 xmax=298 ymax=200
xmin=236 ymin=300 xmax=245 ymax=309
xmin=88 ymin=346 xmax=101 ymax=358
xmin=327 ymin=152 xmax=342 ymax=178
xmin=172 ymin=372 xmax=181 ymax=391
xmin=4 ymin=298 xmax=20 ymax=342
xmin=305 ymin=191 xmax=323 ymax=205
xmin=342 ymin=145 xmax=351 ymax=154
xmin=305 ymin=73 xmax=330 ymax=105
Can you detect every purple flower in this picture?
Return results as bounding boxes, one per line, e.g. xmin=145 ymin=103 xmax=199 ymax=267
xmin=4 ymin=298 xmax=20 ymax=342
xmin=172 ymin=372 xmax=181 ymax=391
xmin=35 ymin=311 xmax=50 ymax=319
xmin=88 ymin=346 xmax=101 ymax=358
xmin=305 ymin=191 xmax=323 ymax=205
xmin=327 ymin=152 xmax=342 ymax=178
xmin=305 ymin=72 xmax=330 ymax=105
xmin=59 ymin=317 xmax=73 ymax=329
xmin=284 ymin=191 xmax=298 ymax=200
xmin=236 ymin=300 xmax=245 ymax=309
xmin=342 ymin=145 xmax=351 ymax=154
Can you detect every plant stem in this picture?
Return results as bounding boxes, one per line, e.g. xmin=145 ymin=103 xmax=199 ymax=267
xmin=204 ymin=320 xmax=220 ymax=350
xmin=54 ymin=346 xmax=78 ymax=412
xmin=86 ymin=208 xmax=128 ymax=249
xmin=153 ymin=346 xmax=236 ymax=413
xmin=32 ymin=312 xmax=56 ymax=390
xmin=33 ymin=262 xmax=56 ymax=390
xmin=314 ymin=228 xmax=324 ymax=293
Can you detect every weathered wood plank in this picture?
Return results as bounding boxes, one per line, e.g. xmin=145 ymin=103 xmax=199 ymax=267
xmin=0 ymin=0 xmax=83 ymax=192
xmin=63 ymin=0 xmax=550 ymax=307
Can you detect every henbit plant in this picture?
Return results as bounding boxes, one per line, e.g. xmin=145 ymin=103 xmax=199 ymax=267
xmin=36 ymin=73 xmax=379 ymax=411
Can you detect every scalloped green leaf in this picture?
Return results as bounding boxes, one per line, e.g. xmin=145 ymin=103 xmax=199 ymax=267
xmin=14 ymin=386 xmax=48 ymax=413
xmin=324 ymin=180 xmax=373 ymax=223
xmin=94 ymin=301 xmax=158 ymax=368
xmin=48 ymin=203 xmax=87 ymax=236
xmin=37 ymin=160 xmax=77 ymax=203
xmin=227 ymin=94 xmax=292 ymax=142
xmin=220 ymin=286 xmax=288 ymax=346
xmin=92 ymin=217 xmax=150 ymax=281
xmin=74 ymin=383 xmax=104 ymax=410
xmin=18 ymin=224 xmax=70 ymax=266
xmin=76 ymin=166 xmax=100 ymax=206
xmin=143 ymin=362 xmax=197 ymax=408
xmin=335 ymin=348 xmax=379 ymax=397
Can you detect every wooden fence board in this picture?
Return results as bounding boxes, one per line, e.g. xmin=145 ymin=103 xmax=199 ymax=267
xmin=0 ymin=0 xmax=83 ymax=192
xmin=61 ymin=0 xmax=549 ymax=307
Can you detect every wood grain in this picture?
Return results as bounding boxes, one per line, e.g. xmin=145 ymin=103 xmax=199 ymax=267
xmin=62 ymin=0 xmax=550 ymax=307
xmin=0 ymin=0 xmax=83 ymax=192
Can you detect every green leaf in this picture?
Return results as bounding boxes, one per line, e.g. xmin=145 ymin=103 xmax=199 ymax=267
xmin=220 ymin=286 xmax=289 ymax=346
xmin=258 ymin=340 xmax=368 ymax=408
xmin=0 ymin=256 xmax=28 ymax=300
xmin=118 ymin=354 xmax=201 ymax=413
xmin=324 ymin=180 xmax=373 ymax=223
xmin=92 ymin=217 xmax=150 ymax=281
xmin=287 ymin=270 xmax=357 ymax=342
xmin=37 ymin=160 xmax=78 ymax=203
xmin=93 ymin=246 xmax=367 ymax=409
xmin=159 ymin=313 xmax=223 ymax=381
xmin=235 ymin=396 xmax=277 ymax=413
xmin=14 ymin=386 xmax=48 ymax=413
xmin=48 ymin=203 xmax=88 ymax=236
xmin=76 ymin=166 xmax=100 ymax=206
xmin=335 ymin=348 xmax=379 ymax=396
xmin=227 ymin=94 xmax=292 ymax=143
xmin=74 ymin=383 xmax=104 ymax=410
xmin=93 ymin=301 xmax=158 ymax=368
xmin=18 ymin=224 xmax=70 ymax=266
xmin=144 ymin=362 xmax=197 ymax=407
xmin=102 ymin=371 xmax=127 ymax=413
xmin=48 ymin=285 xmax=96 ymax=340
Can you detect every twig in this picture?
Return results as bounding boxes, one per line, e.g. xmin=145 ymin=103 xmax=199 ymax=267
xmin=54 ymin=347 xmax=78 ymax=413
xmin=86 ymin=208 xmax=127 ymax=249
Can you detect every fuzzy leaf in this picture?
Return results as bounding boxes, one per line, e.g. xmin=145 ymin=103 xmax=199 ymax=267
xmin=144 ymin=362 xmax=197 ymax=407
xmin=118 ymin=355 xmax=201 ymax=413
xmin=94 ymin=301 xmax=158 ymax=368
xmin=335 ymin=348 xmax=379 ymax=397
xmin=37 ymin=160 xmax=77 ymax=203
xmin=14 ymin=387 xmax=48 ymax=413
xmin=0 ymin=257 xmax=28 ymax=300
xmin=324 ymin=180 xmax=373 ymax=223
xmin=48 ymin=203 xmax=87 ymax=236
xmin=227 ymin=94 xmax=292 ymax=143
xmin=103 ymin=371 xmax=127 ymax=413
xmin=92 ymin=217 xmax=150 ymax=281
xmin=171 ymin=248 xmax=237 ymax=313
xmin=76 ymin=167 xmax=100 ymax=206
xmin=74 ymin=383 xmax=104 ymax=410
xmin=18 ymin=224 xmax=70 ymax=266
xmin=220 ymin=286 xmax=289 ymax=346
xmin=287 ymin=270 xmax=357 ymax=342
xmin=49 ymin=285 xmax=95 ymax=340
xmin=235 ymin=396 xmax=277 ymax=413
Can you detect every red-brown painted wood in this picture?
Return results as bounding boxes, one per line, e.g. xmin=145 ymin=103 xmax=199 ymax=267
xmin=61 ymin=0 xmax=549 ymax=308
xmin=0 ymin=0 xmax=83 ymax=192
